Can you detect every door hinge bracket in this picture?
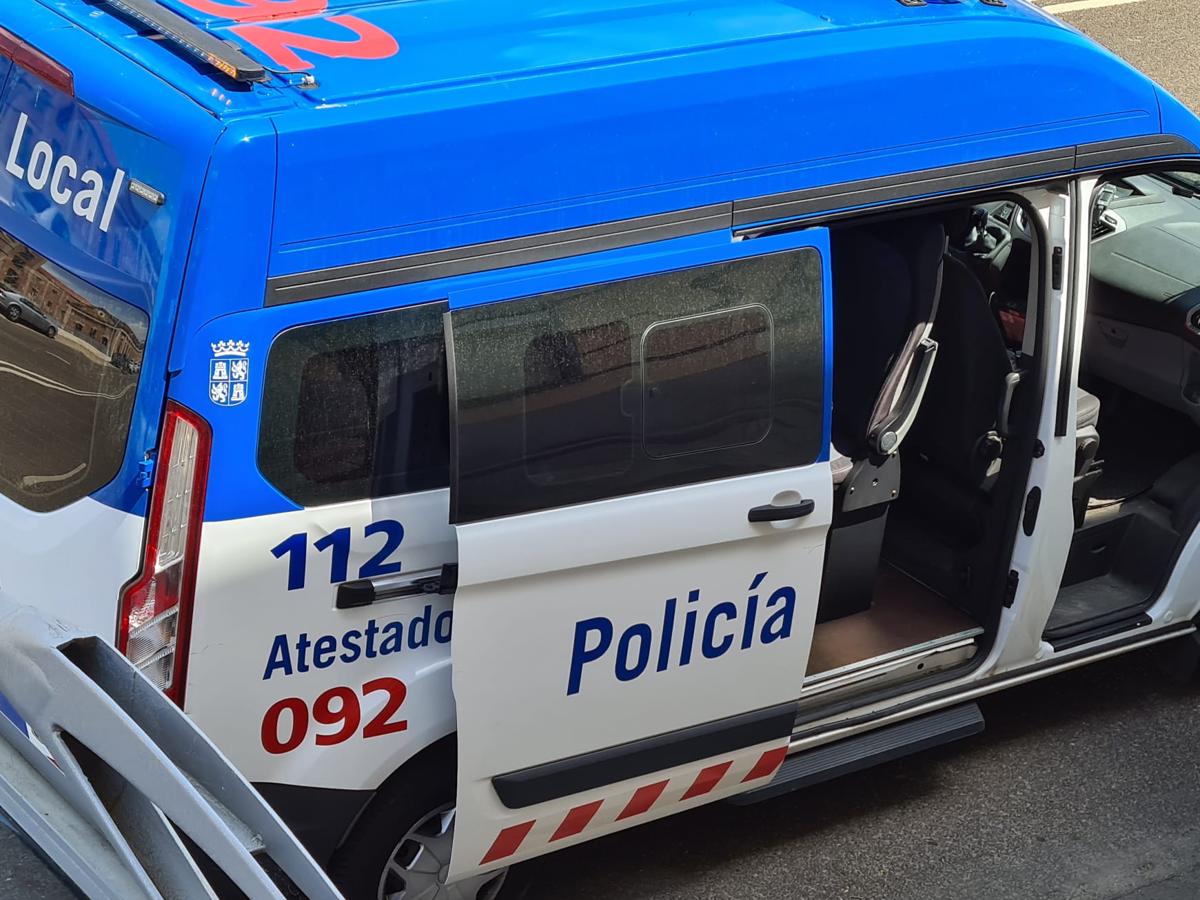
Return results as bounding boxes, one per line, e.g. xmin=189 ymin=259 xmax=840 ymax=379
xmin=137 ymin=452 xmax=156 ymax=490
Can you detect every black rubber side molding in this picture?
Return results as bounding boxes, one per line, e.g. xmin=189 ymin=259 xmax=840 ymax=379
xmin=266 ymin=134 xmax=1197 ymax=306
xmin=1045 ymin=612 xmax=1153 ymax=651
xmin=492 ymin=702 xmax=796 ymax=810
xmin=727 ymin=703 xmax=984 ymax=806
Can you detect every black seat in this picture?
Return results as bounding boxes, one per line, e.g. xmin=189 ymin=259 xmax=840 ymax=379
xmin=831 ymin=222 xmax=946 ymax=460
xmin=886 ymin=252 xmax=1022 ymax=603
xmin=830 ymin=231 xmax=913 ymax=459
xmin=818 ymin=218 xmax=946 ymax=623
xmin=908 ymin=253 xmax=1015 ymax=488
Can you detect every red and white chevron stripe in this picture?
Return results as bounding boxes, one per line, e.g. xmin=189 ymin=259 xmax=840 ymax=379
xmin=479 ymin=743 xmax=789 ymax=865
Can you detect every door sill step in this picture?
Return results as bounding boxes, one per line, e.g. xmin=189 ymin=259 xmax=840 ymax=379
xmin=728 ymin=703 xmax=984 ymax=806
xmin=802 ymin=633 xmax=980 ymax=702
xmin=806 ymin=627 xmax=983 ymax=687
xmin=1047 ymin=612 xmax=1153 ymax=651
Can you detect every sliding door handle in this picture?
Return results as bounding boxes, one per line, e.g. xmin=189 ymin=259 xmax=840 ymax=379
xmin=748 ymin=499 xmax=815 ymax=523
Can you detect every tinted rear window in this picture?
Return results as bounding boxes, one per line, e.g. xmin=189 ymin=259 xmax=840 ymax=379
xmin=0 ymin=230 xmax=147 ymax=512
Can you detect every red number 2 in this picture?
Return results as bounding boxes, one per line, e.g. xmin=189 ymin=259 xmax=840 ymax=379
xmin=232 ymin=15 xmax=400 ymax=71
xmin=362 ymin=677 xmax=408 ymax=738
xmin=178 ymin=0 xmax=327 ymax=19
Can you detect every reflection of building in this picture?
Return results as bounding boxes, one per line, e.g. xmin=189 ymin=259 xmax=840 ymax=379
xmin=0 ymin=232 xmax=143 ymax=361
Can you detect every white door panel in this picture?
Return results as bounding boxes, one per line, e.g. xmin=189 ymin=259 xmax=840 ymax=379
xmin=187 ymin=490 xmax=458 ymax=791
xmin=445 ymin=228 xmax=833 ymax=880
xmin=450 ymin=467 xmax=828 ymax=880
xmin=456 ymin=466 xmax=830 ymax=773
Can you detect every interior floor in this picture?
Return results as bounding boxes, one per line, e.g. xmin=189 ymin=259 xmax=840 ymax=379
xmin=1046 ymin=380 xmax=1200 ymax=642
xmin=808 ymin=565 xmax=981 ymax=678
xmin=1048 ymin=574 xmax=1149 ymax=639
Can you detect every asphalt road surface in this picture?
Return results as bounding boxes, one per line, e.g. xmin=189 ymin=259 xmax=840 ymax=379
xmin=507 ymin=647 xmax=1200 ymax=900
xmin=4 ymin=2 xmax=1200 ymax=899
xmin=1042 ymin=0 xmax=1200 ymax=114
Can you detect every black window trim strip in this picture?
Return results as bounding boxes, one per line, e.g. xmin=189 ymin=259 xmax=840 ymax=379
xmin=490 ymin=701 xmax=796 ymax=810
xmin=442 ymin=308 xmax=461 ymax=525
xmin=264 ymin=134 xmax=1198 ymax=306
xmin=730 ymin=146 xmax=1075 ymax=227
xmin=267 ymin=204 xmax=733 ymax=305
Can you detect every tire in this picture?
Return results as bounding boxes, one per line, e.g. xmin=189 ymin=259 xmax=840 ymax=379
xmin=1156 ymin=630 xmax=1200 ymax=683
xmin=5 ymin=305 xmax=20 ymax=322
xmin=45 ymin=327 xmax=55 ymax=339
xmin=328 ymin=746 xmax=507 ymax=900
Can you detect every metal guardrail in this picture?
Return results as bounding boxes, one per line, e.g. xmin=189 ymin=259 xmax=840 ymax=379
xmin=0 ymin=597 xmax=344 ymax=899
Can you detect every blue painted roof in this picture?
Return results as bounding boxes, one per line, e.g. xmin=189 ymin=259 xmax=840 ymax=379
xmin=16 ymin=0 xmax=1200 ymax=285
xmin=37 ymin=0 xmax=1059 ymax=111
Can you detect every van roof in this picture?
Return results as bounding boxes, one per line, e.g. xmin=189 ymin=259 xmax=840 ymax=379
xmin=42 ymin=0 xmax=1064 ymax=113
xmin=18 ymin=0 xmax=1200 ymax=302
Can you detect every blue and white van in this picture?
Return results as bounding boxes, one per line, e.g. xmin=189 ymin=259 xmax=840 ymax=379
xmin=5 ymin=1 xmax=1200 ymax=896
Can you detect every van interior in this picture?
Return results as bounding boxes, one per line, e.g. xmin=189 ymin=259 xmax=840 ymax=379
xmin=1058 ymin=170 xmax=1200 ymax=648
xmin=804 ymin=175 xmax=1200 ymax=707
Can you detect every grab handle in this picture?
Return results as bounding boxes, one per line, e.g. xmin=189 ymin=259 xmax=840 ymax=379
xmin=748 ymin=499 xmax=815 ymax=523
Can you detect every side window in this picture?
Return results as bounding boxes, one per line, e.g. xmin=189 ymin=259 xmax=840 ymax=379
xmin=258 ymin=300 xmax=450 ymax=506
xmin=642 ymin=305 xmax=773 ymax=458
xmin=450 ymin=248 xmax=825 ymax=523
xmin=0 ymin=230 xmax=148 ymax=512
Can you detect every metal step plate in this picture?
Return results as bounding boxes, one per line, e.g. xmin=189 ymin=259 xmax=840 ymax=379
xmin=801 ymin=637 xmax=979 ymax=705
xmin=728 ymin=703 xmax=984 ymax=806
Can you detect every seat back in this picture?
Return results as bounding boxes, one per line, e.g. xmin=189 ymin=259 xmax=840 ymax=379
xmin=908 ymin=253 xmax=1014 ymax=486
xmin=819 ymin=219 xmax=946 ymax=623
xmin=831 ymin=219 xmax=946 ymax=460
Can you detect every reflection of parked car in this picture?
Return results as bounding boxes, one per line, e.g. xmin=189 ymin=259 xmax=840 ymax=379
xmin=110 ymin=352 xmax=141 ymax=375
xmin=0 ymin=290 xmax=57 ymax=339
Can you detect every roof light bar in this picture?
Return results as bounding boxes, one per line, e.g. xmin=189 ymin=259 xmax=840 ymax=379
xmin=897 ymin=0 xmax=1007 ymax=5
xmin=0 ymin=27 xmax=75 ymax=96
xmin=93 ymin=0 xmax=268 ymax=83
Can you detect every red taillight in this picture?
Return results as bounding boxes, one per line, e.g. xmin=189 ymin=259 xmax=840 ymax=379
xmin=0 ymin=27 xmax=74 ymax=97
xmin=118 ymin=402 xmax=211 ymax=706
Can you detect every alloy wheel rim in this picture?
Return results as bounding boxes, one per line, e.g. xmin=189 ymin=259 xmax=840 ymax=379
xmin=377 ymin=805 xmax=506 ymax=900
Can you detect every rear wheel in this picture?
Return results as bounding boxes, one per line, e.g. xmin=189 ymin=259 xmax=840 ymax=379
xmin=5 ymin=305 xmax=20 ymax=322
xmin=329 ymin=749 xmax=507 ymax=900
xmin=45 ymin=326 xmax=55 ymax=339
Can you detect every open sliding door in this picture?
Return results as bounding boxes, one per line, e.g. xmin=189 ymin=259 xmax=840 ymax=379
xmin=444 ymin=228 xmax=833 ymax=880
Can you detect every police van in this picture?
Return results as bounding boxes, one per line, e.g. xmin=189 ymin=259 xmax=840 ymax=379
xmin=4 ymin=0 xmax=1200 ymax=896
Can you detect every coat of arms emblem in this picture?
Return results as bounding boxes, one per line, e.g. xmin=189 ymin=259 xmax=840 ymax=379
xmin=209 ymin=340 xmax=250 ymax=407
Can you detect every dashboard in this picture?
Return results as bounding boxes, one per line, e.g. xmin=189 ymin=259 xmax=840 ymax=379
xmin=1085 ymin=173 xmax=1200 ymax=417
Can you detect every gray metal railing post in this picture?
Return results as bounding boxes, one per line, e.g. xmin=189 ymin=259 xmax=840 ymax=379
xmin=0 ymin=597 xmax=344 ymax=900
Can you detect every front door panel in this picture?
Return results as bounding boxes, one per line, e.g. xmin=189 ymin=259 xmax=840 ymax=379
xmin=446 ymin=228 xmax=833 ymax=878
